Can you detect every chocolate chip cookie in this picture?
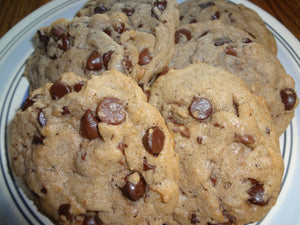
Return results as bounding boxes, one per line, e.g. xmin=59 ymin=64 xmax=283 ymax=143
xmin=179 ymin=0 xmax=277 ymax=54
xmin=149 ymin=63 xmax=284 ymax=225
xmin=10 ymin=70 xmax=180 ymax=225
xmin=170 ymin=20 xmax=298 ymax=134
xmin=76 ymin=0 xmax=180 ymax=85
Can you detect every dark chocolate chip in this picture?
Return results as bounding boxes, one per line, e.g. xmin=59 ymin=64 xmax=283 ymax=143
xmin=175 ymin=29 xmax=192 ymax=44
xmin=103 ymin=28 xmax=112 ymax=37
xmin=121 ymin=172 xmax=146 ymax=201
xmin=86 ymin=50 xmax=102 ymax=71
xmin=41 ymin=187 xmax=47 ymax=194
xmin=38 ymin=110 xmax=47 ymax=127
xmin=235 ymin=133 xmax=255 ymax=145
xmin=122 ymin=7 xmax=135 ymax=16
xmin=102 ymin=50 xmax=114 ymax=68
xmin=280 ymin=88 xmax=297 ymax=110
xmin=225 ymin=46 xmax=237 ymax=56
xmin=154 ymin=0 xmax=167 ymax=10
xmin=96 ymin=98 xmax=126 ymax=125
xmin=242 ymin=37 xmax=253 ymax=43
xmin=52 ymin=25 xmax=65 ymax=38
xmin=80 ymin=109 xmax=100 ymax=140
xmin=37 ymin=30 xmax=50 ymax=47
xmin=197 ymin=136 xmax=203 ymax=144
xmin=74 ymin=81 xmax=86 ymax=92
xmin=191 ymin=213 xmax=200 ymax=224
xmin=58 ymin=203 xmax=73 ymax=221
xmin=142 ymin=126 xmax=165 ymax=156
xmin=50 ymin=81 xmax=72 ymax=100
xmin=214 ymin=37 xmax=232 ymax=46
xmin=247 ymin=178 xmax=269 ymax=206
xmin=151 ymin=8 xmax=159 ymax=20
xmin=94 ymin=5 xmax=108 ymax=14
xmin=82 ymin=215 xmax=102 ymax=225
xmin=199 ymin=1 xmax=215 ymax=9
xmin=58 ymin=33 xmax=71 ymax=50
xmin=189 ymin=19 xmax=197 ymax=24
xmin=189 ymin=97 xmax=212 ymax=121
xmin=143 ymin=157 xmax=156 ymax=171
xmin=172 ymin=124 xmax=190 ymax=138
xmin=211 ymin=10 xmax=220 ymax=20
xmin=22 ymin=98 xmax=34 ymax=111
xmin=138 ymin=48 xmax=152 ymax=65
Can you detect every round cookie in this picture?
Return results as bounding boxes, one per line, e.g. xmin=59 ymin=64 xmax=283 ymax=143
xmin=76 ymin=0 xmax=180 ymax=85
xmin=149 ymin=63 xmax=284 ymax=225
xmin=170 ymin=20 xmax=298 ymax=134
xmin=10 ymin=70 xmax=180 ymax=225
xmin=179 ymin=0 xmax=277 ymax=54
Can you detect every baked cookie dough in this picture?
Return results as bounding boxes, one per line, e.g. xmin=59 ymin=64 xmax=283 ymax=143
xmin=170 ymin=20 xmax=298 ymax=134
xmin=77 ymin=0 xmax=180 ymax=85
xmin=149 ymin=63 xmax=284 ymax=225
xmin=179 ymin=0 xmax=277 ymax=54
xmin=10 ymin=70 xmax=180 ymax=225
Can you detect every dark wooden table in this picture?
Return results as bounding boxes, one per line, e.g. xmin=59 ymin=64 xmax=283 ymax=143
xmin=0 ymin=0 xmax=299 ymax=40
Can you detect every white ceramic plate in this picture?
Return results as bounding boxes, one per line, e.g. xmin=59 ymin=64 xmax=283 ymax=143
xmin=0 ymin=0 xmax=299 ymax=224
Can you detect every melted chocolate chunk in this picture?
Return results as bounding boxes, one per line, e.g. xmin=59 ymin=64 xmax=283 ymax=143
xmin=58 ymin=203 xmax=73 ymax=221
xmin=138 ymin=48 xmax=152 ymax=65
xmin=123 ymin=55 xmax=133 ymax=73
xmin=102 ymin=50 xmax=114 ymax=68
xmin=191 ymin=214 xmax=200 ymax=224
xmin=58 ymin=33 xmax=71 ymax=50
xmin=247 ymin=178 xmax=269 ymax=206
xmin=96 ymin=97 xmax=126 ymax=125
xmin=50 ymin=81 xmax=72 ymax=100
xmin=38 ymin=109 xmax=47 ymax=127
xmin=82 ymin=215 xmax=102 ymax=225
xmin=214 ymin=37 xmax=232 ymax=46
xmin=122 ymin=7 xmax=135 ymax=16
xmin=86 ymin=50 xmax=102 ymax=71
xmin=94 ymin=5 xmax=108 ymax=14
xmin=80 ymin=109 xmax=100 ymax=140
xmin=22 ymin=98 xmax=34 ymax=111
xmin=235 ymin=133 xmax=255 ymax=145
xmin=175 ymin=29 xmax=192 ymax=44
xmin=189 ymin=97 xmax=212 ymax=121
xmin=143 ymin=157 xmax=156 ymax=171
xmin=37 ymin=30 xmax=50 ymax=47
xmin=199 ymin=1 xmax=215 ymax=9
xmin=142 ymin=126 xmax=165 ymax=156
xmin=32 ymin=135 xmax=45 ymax=145
xmin=154 ymin=0 xmax=167 ymax=11
xmin=225 ymin=46 xmax=237 ymax=56
xmin=121 ymin=172 xmax=146 ymax=201
xmin=74 ymin=81 xmax=86 ymax=92
xmin=211 ymin=11 xmax=220 ymax=20
xmin=280 ymin=88 xmax=297 ymax=110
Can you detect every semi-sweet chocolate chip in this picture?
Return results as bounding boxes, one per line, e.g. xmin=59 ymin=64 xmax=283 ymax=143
xmin=191 ymin=213 xmax=200 ymax=224
xmin=235 ymin=133 xmax=255 ymax=145
xmin=142 ymin=126 xmax=165 ymax=156
xmin=280 ymin=88 xmax=297 ymax=110
xmin=38 ymin=109 xmax=47 ymax=127
xmin=82 ymin=215 xmax=102 ymax=225
xmin=121 ymin=172 xmax=146 ymax=201
xmin=22 ymin=98 xmax=34 ymax=111
xmin=102 ymin=50 xmax=114 ymax=68
xmin=96 ymin=97 xmax=126 ymax=125
xmin=74 ymin=81 xmax=86 ymax=92
xmin=143 ymin=157 xmax=156 ymax=171
xmin=94 ymin=5 xmax=108 ymax=14
xmin=80 ymin=109 xmax=100 ymax=140
xmin=50 ymin=81 xmax=72 ymax=100
xmin=58 ymin=33 xmax=71 ymax=50
xmin=123 ymin=56 xmax=133 ymax=73
xmin=199 ymin=1 xmax=215 ymax=9
xmin=214 ymin=37 xmax=232 ymax=46
xmin=37 ymin=30 xmax=50 ymax=47
xmin=154 ymin=0 xmax=167 ymax=11
xmin=225 ymin=46 xmax=237 ymax=56
xmin=86 ymin=50 xmax=102 ymax=71
xmin=189 ymin=97 xmax=212 ymax=121
xmin=122 ymin=7 xmax=135 ymax=16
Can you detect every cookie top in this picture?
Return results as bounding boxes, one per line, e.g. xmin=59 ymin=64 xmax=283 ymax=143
xmin=179 ymin=0 xmax=277 ymax=54
xmin=149 ymin=63 xmax=284 ymax=225
xmin=10 ymin=70 xmax=180 ymax=225
xmin=76 ymin=0 xmax=180 ymax=84
xmin=170 ymin=20 xmax=298 ymax=134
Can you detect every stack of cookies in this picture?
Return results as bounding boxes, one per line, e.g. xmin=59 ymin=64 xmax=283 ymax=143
xmin=9 ymin=0 xmax=298 ymax=225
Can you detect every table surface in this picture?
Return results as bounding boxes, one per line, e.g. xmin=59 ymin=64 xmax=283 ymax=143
xmin=0 ymin=0 xmax=299 ymax=40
